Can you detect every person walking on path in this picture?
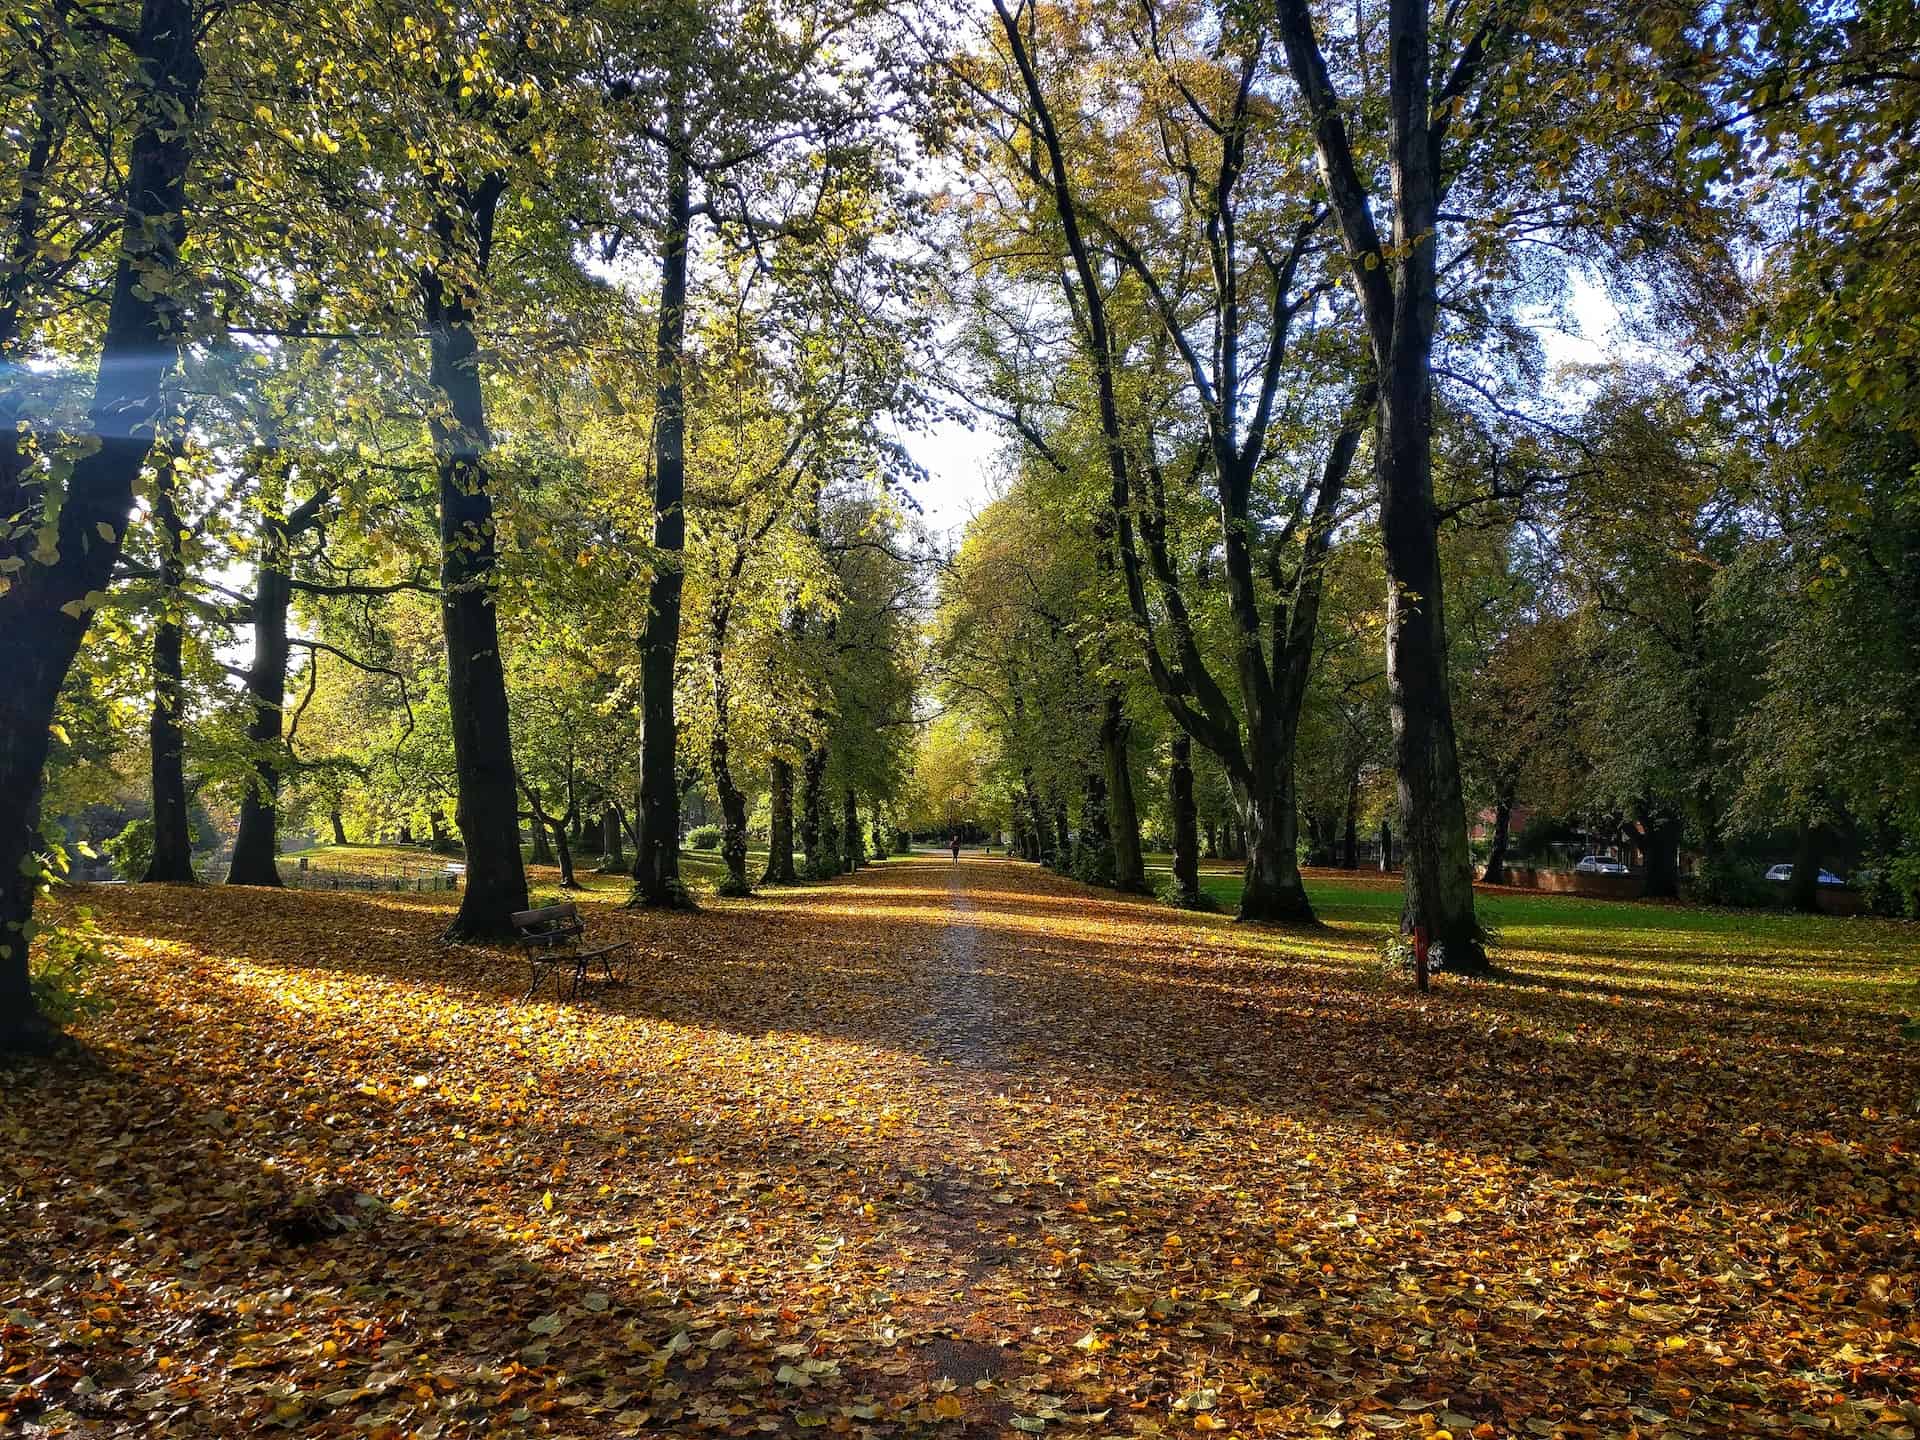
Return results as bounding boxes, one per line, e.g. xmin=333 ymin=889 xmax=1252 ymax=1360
xmin=950 ymin=833 xmax=961 ymax=863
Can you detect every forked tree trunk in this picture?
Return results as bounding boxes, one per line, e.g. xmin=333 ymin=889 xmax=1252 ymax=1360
xmin=145 ymin=457 xmax=194 ymax=882
xmin=424 ymin=179 xmax=528 ymax=940
xmin=632 ymin=115 xmax=692 ymax=909
xmin=1169 ymin=733 xmax=1200 ymax=907
xmin=763 ymin=757 xmax=796 ymax=883
xmin=0 ymin=0 xmax=202 ymax=1053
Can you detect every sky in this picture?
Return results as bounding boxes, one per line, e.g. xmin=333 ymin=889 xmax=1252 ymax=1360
xmin=900 ymin=276 xmax=1641 ymax=543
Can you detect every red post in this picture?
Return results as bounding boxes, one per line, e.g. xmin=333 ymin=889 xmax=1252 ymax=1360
xmin=1413 ymin=925 xmax=1430 ymax=993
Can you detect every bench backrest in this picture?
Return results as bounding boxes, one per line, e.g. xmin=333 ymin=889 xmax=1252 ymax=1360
xmin=512 ymin=902 xmax=580 ymax=931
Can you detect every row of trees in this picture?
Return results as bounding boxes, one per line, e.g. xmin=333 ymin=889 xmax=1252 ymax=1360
xmin=922 ymin=0 xmax=1920 ymax=950
xmin=1 ymin=0 xmax=933 ymax=1051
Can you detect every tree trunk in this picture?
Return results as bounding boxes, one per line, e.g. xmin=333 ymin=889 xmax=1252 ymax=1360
xmin=1236 ymin=768 xmax=1313 ymax=922
xmin=801 ymin=743 xmax=834 ymax=877
xmin=227 ymin=504 xmax=292 ymax=888
xmin=1276 ymin=0 xmax=1485 ymax=972
xmin=1053 ymin=800 xmax=1071 ymax=871
xmin=1640 ymin=814 xmax=1681 ymax=900
xmin=1204 ymin=819 xmax=1219 ymax=860
xmin=1788 ymin=817 xmax=1820 ymax=913
xmin=599 ymin=805 xmax=625 ymax=870
xmin=1078 ymin=767 xmax=1113 ymax=884
xmin=842 ymin=789 xmax=863 ymax=873
xmin=1481 ymin=793 xmax=1515 ymax=885
xmin=551 ymin=816 xmax=577 ymax=889
xmin=632 ymin=118 xmax=692 ymax=909
xmin=713 ymin=739 xmax=750 ymax=894
xmin=763 ymin=757 xmax=796 ymax=883
xmin=428 ymin=808 xmax=448 ymax=849
xmin=330 ymin=809 xmax=347 ymax=846
xmin=1341 ymin=777 xmax=1360 ymax=870
xmin=1379 ymin=819 xmax=1392 ymax=873
xmin=1101 ymin=688 xmax=1148 ymax=892
xmin=0 ymin=0 xmax=202 ymax=1053
xmin=144 ymin=453 xmax=194 ymax=883
xmin=528 ymin=819 xmax=554 ymax=866
xmin=1169 ymin=732 xmax=1200 ymax=907
xmin=424 ymin=180 xmax=527 ymax=940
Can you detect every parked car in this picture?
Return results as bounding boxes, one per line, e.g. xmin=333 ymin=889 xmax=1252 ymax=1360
xmin=1763 ymin=863 xmax=1844 ymax=886
xmin=1574 ymin=855 xmax=1630 ymax=875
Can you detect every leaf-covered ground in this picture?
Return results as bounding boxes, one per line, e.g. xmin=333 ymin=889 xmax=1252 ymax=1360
xmin=4 ymin=856 xmax=1918 ymax=1438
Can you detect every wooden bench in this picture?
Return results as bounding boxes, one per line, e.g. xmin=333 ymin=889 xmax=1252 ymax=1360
xmin=511 ymin=902 xmax=632 ymax=1000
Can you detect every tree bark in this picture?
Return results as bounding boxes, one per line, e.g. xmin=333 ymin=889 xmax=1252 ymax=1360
xmin=1078 ymin=767 xmax=1112 ymax=883
xmin=632 ymin=116 xmax=692 ymax=909
xmin=763 ymin=757 xmax=796 ymax=883
xmin=144 ymin=451 xmax=194 ymax=882
xmin=1341 ymin=776 xmax=1360 ymax=870
xmin=1053 ymin=799 xmax=1072 ymax=870
xmin=1101 ymin=688 xmax=1149 ymax=891
xmin=330 ymin=809 xmax=347 ymax=846
xmin=0 ymin=0 xmax=202 ymax=1053
xmin=550 ymin=816 xmax=577 ymax=889
xmin=227 ymin=503 xmax=293 ymax=887
xmin=1169 ymin=732 xmax=1200 ymax=907
xmin=423 ymin=178 xmax=528 ymax=940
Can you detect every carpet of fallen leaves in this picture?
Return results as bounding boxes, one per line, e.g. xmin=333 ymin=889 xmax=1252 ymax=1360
xmin=4 ymin=855 xmax=1918 ymax=1439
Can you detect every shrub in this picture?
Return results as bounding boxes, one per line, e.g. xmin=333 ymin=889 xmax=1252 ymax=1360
xmin=1688 ymin=855 xmax=1775 ymax=909
xmin=687 ymin=825 xmax=723 ymax=852
xmin=31 ymin=914 xmax=112 ymax=1026
xmin=105 ymin=817 xmax=154 ymax=881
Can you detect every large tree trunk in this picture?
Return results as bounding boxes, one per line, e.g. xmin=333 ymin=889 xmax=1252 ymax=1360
xmin=227 ymin=505 xmax=292 ymax=887
xmin=330 ymin=809 xmax=347 ymax=846
xmin=1276 ymin=0 xmax=1485 ymax=973
xmin=1236 ymin=766 xmax=1312 ymax=922
xmin=712 ymin=739 xmax=750 ymax=894
xmin=0 ymin=0 xmax=202 ymax=1053
xmin=1481 ymin=790 xmax=1515 ymax=885
xmin=144 ymin=453 xmax=194 ymax=883
xmin=801 ymin=743 xmax=834 ymax=877
xmin=1169 ymin=732 xmax=1200 ymax=907
xmin=424 ymin=180 xmax=528 ymax=941
xmin=763 ymin=757 xmax=796 ymax=883
xmin=632 ymin=123 xmax=692 ymax=909
xmin=1101 ymin=688 xmax=1148 ymax=892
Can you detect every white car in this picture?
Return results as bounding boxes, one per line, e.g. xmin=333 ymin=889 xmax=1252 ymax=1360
xmin=1574 ymin=855 xmax=1629 ymax=875
xmin=1764 ymin=863 xmax=1843 ymax=886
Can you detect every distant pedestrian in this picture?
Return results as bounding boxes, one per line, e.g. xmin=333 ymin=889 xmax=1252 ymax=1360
xmin=950 ymin=832 xmax=961 ymax=862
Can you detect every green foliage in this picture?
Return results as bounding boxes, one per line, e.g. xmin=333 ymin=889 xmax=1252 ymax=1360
xmin=1688 ymin=855 xmax=1775 ymax=910
xmin=31 ymin=914 xmax=112 ymax=1027
xmin=105 ymin=818 xmax=154 ymax=882
xmin=687 ymin=825 xmax=723 ymax=852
